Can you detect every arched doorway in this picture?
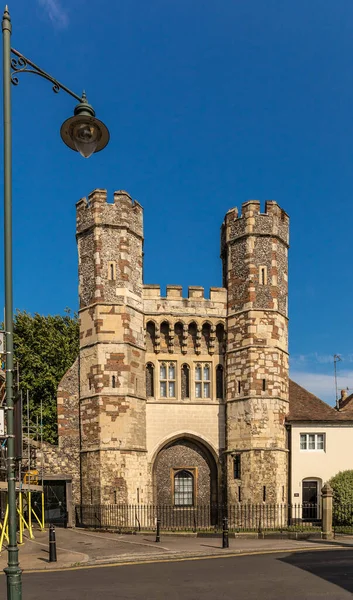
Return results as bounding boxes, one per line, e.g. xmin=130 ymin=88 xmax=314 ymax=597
xmin=153 ymin=437 xmax=218 ymax=506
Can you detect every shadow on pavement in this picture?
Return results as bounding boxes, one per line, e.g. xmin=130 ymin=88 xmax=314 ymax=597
xmin=279 ymin=548 xmax=353 ymax=594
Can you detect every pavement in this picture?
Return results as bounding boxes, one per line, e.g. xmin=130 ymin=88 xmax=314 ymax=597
xmin=0 ymin=527 xmax=352 ymax=572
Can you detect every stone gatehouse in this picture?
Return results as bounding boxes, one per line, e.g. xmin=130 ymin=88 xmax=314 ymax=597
xmin=41 ymin=189 xmax=291 ymax=511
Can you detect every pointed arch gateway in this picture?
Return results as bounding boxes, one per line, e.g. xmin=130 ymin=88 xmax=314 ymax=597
xmin=152 ymin=435 xmax=219 ymax=509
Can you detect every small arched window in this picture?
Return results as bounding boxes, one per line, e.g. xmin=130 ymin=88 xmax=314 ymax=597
xmin=174 ymin=470 xmax=194 ymax=506
xmin=112 ymin=375 xmax=116 ymax=388
xmin=146 ymin=363 xmax=154 ymax=397
xmin=216 ymin=365 xmax=224 ymax=399
xmin=108 ymin=261 xmax=116 ymax=281
xmin=181 ymin=364 xmax=190 ymax=399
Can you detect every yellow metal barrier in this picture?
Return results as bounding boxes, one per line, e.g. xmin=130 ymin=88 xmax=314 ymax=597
xmin=0 ymin=488 xmax=45 ymax=553
xmin=0 ymin=505 xmax=9 ymax=552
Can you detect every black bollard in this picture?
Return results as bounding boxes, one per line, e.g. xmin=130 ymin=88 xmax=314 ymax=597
xmin=49 ymin=523 xmax=57 ymax=562
xmin=155 ymin=517 xmax=161 ymax=543
xmin=222 ymin=516 xmax=229 ymax=549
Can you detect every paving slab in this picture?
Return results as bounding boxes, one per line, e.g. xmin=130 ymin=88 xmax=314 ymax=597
xmin=0 ymin=527 xmax=349 ymax=571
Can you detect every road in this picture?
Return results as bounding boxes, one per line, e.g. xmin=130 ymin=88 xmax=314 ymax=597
xmin=1 ymin=549 xmax=353 ymax=599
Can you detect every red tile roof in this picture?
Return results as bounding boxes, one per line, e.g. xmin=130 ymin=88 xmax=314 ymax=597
xmin=287 ymin=379 xmax=353 ymax=422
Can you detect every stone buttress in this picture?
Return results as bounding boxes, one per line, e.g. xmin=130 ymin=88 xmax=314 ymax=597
xmin=76 ymin=189 xmax=148 ymax=504
xmin=221 ymin=200 xmax=289 ymax=503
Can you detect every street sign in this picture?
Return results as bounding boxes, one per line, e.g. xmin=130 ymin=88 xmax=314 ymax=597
xmin=0 ymin=407 xmax=4 ymax=436
xmin=0 ymin=331 xmax=4 ymax=355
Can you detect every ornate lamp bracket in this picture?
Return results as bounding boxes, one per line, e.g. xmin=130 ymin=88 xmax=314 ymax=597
xmin=10 ymin=47 xmax=82 ymax=102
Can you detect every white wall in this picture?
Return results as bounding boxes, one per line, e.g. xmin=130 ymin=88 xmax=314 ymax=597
xmin=291 ymin=423 xmax=353 ymax=504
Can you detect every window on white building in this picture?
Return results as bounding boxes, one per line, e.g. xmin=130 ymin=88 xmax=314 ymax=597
xmin=159 ymin=362 xmax=176 ymax=398
xmin=300 ymin=433 xmax=325 ymax=451
xmin=195 ymin=363 xmax=211 ymax=398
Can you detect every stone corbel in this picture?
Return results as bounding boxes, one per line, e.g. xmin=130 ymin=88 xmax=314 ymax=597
xmin=222 ymin=329 xmax=227 ymax=355
xmin=182 ymin=324 xmax=188 ymax=354
xmin=154 ymin=324 xmax=160 ymax=354
xmin=209 ymin=324 xmax=216 ymax=355
xmin=168 ymin=323 xmax=174 ymax=354
xmin=195 ymin=324 xmax=202 ymax=355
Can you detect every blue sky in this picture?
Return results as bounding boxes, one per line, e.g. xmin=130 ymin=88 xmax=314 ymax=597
xmin=1 ymin=0 xmax=353 ymax=404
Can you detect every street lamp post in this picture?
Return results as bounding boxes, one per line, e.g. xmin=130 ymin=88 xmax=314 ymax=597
xmin=2 ymin=6 xmax=109 ymax=599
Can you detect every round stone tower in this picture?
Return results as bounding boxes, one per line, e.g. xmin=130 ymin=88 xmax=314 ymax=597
xmin=221 ymin=200 xmax=289 ymax=504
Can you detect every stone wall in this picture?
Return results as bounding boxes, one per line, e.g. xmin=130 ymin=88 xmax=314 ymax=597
xmin=154 ymin=439 xmax=218 ymax=505
xmin=77 ymin=190 xmax=148 ymax=505
xmin=35 ymin=358 xmax=80 ymax=505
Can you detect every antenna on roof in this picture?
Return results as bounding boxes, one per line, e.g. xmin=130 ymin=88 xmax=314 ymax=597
xmin=334 ymin=354 xmax=342 ymax=410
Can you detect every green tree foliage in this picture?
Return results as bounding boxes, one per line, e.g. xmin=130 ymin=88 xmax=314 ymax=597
xmin=13 ymin=309 xmax=79 ymax=444
xmin=329 ymin=470 xmax=353 ymax=526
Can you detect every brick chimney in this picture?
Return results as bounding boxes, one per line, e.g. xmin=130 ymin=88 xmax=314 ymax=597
xmin=338 ymin=389 xmax=348 ymax=410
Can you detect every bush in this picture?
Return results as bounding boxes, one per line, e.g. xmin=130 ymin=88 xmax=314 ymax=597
xmin=329 ymin=470 xmax=353 ymax=526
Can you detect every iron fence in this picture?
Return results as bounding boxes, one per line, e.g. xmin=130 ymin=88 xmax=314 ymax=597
xmin=75 ymin=503 xmax=321 ymax=533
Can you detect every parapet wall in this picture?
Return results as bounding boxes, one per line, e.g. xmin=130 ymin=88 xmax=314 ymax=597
xmin=222 ymin=200 xmax=289 ymax=247
xmin=143 ymin=285 xmax=227 ymax=318
xmin=76 ymin=189 xmax=143 ymax=239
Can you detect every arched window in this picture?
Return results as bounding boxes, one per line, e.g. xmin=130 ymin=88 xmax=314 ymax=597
xmin=181 ymin=364 xmax=190 ymax=399
xmin=174 ymin=470 xmax=194 ymax=506
xmin=146 ymin=363 xmax=154 ymax=397
xmin=112 ymin=375 xmax=116 ymax=388
xmin=216 ymin=365 xmax=224 ymax=399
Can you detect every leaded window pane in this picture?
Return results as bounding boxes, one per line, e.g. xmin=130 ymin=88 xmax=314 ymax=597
xmin=174 ymin=470 xmax=194 ymax=506
xmin=168 ymin=363 xmax=175 ymax=380
xmin=160 ymin=364 xmax=167 ymax=379
xmin=300 ymin=434 xmax=307 ymax=450
xmin=203 ymin=365 xmax=210 ymax=380
xmin=203 ymin=382 xmax=210 ymax=398
xmin=195 ymin=382 xmax=202 ymax=398
xmin=195 ymin=366 xmax=202 ymax=381
xmin=160 ymin=381 xmax=167 ymax=397
xmin=169 ymin=381 xmax=175 ymax=397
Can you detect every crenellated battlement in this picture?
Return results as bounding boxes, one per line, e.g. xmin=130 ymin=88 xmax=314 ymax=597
xmin=143 ymin=284 xmax=226 ymax=302
xmin=222 ymin=200 xmax=289 ymax=247
xmin=76 ymin=189 xmax=143 ymax=239
xmin=143 ymin=284 xmax=227 ymax=318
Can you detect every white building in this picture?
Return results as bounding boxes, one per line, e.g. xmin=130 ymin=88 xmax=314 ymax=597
xmin=288 ymin=382 xmax=353 ymax=515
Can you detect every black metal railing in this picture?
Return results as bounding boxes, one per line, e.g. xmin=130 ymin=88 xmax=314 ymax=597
xmin=75 ymin=503 xmax=321 ymax=533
